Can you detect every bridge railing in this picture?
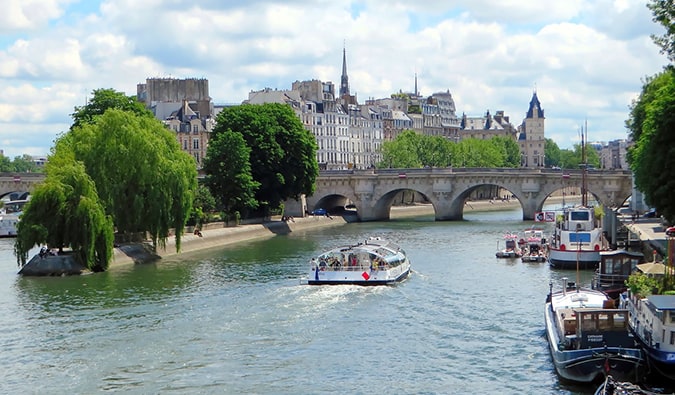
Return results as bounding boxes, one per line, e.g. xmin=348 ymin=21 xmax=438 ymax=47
xmin=318 ymin=167 xmax=632 ymax=177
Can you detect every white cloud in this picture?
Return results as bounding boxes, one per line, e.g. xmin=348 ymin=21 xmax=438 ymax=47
xmin=0 ymin=0 xmax=668 ymax=158
xmin=0 ymin=0 xmax=69 ymax=33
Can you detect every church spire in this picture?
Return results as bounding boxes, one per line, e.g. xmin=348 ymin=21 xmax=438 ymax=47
xmin=414 ymin=72 xmax=418 ymax=97
xmin=340 ymin=44 xmax=350 ymax=97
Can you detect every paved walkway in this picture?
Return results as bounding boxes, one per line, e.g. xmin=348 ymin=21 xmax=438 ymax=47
xmin=620 ymin=214 xmax=670 ymax=258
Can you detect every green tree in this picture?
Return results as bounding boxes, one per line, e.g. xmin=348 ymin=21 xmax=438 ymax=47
xmin=490 ymin=136 xmax=520 ymax=167
xmin=54 ymin=108 xmax=197 ymax=251
xmin=203 ymin=130 xmax=260 ymax=222
xmin=558 ymin=144 xmax=601 ymax=169
xmin=189 ymin=184 xmax=217 ymax=226
xmin=14 ymin=161 xmax=114 ymax=271
xmin=212 ymin=103 xmax=318 ymax=213
xmin=452 ymin=138 xmax=502 ymax=167
xmin=418 ymin=135 xmax=453 ymax=167
xmin=626 ymin=272 xmax=664 ymax=297
xmin=545 ymin=138 xmax=562 ymax=167
xmin=647 ymin=0 xmax=675 ymax=63
xmin=11 ymin=154 xmax=40 ymax=173
xmin=0 ymin=155 xmax=11 ymax=172
xmin=627 ymin=69 xmax=675 ymax=222
xmin=71 ymin=88 xmax=153 ymax=130
xmin=380 ymin=130 xmax=422 ymax=168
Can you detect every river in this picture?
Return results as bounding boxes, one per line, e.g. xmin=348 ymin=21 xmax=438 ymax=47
xmin=0 ymin=206 xmax=601 ymax=395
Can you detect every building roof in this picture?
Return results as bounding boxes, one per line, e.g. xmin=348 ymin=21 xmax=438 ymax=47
xmin=646 ymin=295 xmax=675 ymax=310
xmin=526 ymin=92 xmax=544 ymax=118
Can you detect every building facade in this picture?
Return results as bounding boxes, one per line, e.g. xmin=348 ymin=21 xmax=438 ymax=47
xmin=137 ymin=78 xmax=214 ymax=168
xmin=518 ymin=92 xmax=546 ymax=168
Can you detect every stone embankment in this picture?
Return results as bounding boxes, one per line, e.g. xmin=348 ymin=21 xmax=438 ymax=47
xmin=111 ymin=199 xmax=527 ymax=268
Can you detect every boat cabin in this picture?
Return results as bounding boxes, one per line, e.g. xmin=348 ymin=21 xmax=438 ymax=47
xmin=562 ymin=208 xmax=596 ymax=232
xmin=592 ymin=250 xmax=643 ymax=299
xmin=558 ymin=307 xmax=634 ymax=350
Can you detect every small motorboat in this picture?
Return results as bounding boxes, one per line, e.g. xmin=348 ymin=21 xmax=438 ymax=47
xmin=496 ymin=233 xmax=522 ymax=258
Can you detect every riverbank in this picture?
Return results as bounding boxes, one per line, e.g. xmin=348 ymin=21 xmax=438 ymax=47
xmin=110 ymin=197 xmax=570 ymax=268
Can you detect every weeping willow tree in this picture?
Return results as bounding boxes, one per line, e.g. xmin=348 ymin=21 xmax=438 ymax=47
xmin=14 ymin=161 xmax=114 ymax=271
xmin=52 ymin=108 xmax=197 ymax=252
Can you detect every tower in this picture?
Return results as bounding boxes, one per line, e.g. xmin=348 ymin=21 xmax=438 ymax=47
xmin=519 ymin=91 xmax=546 ymax=168
xmin=339 ymin=46 xmax=350 ymax=98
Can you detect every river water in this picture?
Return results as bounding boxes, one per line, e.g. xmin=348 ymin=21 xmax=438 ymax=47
xmin=0 ymin=206 xmax=601 ymax=395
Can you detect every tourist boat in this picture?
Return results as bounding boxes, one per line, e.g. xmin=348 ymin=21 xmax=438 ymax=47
xmin=549 ymin=128 xmax=604 ymax=270
xmin=520 ymin=228 xmax=548 ymax=263
xmin=548 ymin=205 xmax=604 ymax=270
xmin=592 ymin=250 xmax=643 ymax=300
xmin=0 ymin=199 xmax=29 ymax=237
xmin=307 ymin=237 xmax=411 ymax=285
xmin=495 ymin=233 xmax=522 ymax=258
xmin=620 ymin=291 xmax=675 ymax=381
xmin=545 ymin=277 xmax=645 ymax=384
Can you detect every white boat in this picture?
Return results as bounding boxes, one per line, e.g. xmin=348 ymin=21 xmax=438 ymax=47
xmin=545 ymin=277 xmax=645 ymax=384
xmin=521 ymin=228 xmax=548 ymax=263
xmin=308 ymin=237 xmax=411 ymax=285
xmin=621 ymin=291 xmax=675 ymax=381
xmin=0 ymin=199 xmax=29 ymax=237
xmin=548 ymin=205 xmax=603 ymax=270
xmin=495 ymin=233 xmax=522 ymax=258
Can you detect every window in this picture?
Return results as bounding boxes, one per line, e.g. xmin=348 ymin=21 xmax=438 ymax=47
xmin=570 ymin=211 xmax=590 ymax=221
xmin=193 ymin=139 xmax=199 ymax=150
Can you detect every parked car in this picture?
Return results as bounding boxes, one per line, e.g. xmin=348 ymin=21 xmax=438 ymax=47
xmin=311 ymin=208 xmax=326 ymax=216
xmin=643 ymin=208 xmax=658 ymax=218
xmin=666 ymin=226 xmax=675 ymax=237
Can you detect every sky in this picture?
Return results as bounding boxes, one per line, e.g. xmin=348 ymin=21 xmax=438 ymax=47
xmin=0 ymin=0 xmax=669 ymax=159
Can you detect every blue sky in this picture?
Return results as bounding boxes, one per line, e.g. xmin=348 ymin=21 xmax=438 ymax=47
xmin=0 ymin=0 xmax=668 ymax=159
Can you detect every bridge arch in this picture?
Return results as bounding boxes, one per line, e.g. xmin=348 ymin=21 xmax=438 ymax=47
xmin=293 ymin=168 xmax=633 ymax=222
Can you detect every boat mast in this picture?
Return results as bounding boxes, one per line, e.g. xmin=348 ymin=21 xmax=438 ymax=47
xmin=581 ymin=121 xmax=588 ymax=207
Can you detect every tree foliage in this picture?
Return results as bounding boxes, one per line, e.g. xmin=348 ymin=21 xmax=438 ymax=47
xmin=545 ymin=138 xmax=562 ymax=167
xmin=54 ymin=108 xmax=197 ymax=251
xmin=626 ymin=272 xmax=666 ymax=297
xmin=490 ymin=136 xmax=520 ymax=167
xmin=71 ymin=88 xmax=153 ymax=130
xmin=647 ymin=0 xmax=675 ymax=63
xmin=626 ymin=69 xmax=675 ymax=222
xmin=380 ymin=130 xmax=426 ymax=168
xmin=203 ymin=130 xmax=260 ymax=220
xmin=211 ymin=103 xmax=318 ymax=212
xmin=452 ymin=138 xmax=503 ymax=167
xmin=14 ymin=161 xmax=114 ymax=271
xmin=0 ymin=154 xmax=42 ymax=172
xmin=380 ymin=131 xmax=522 ymax=168
xmin=558 ymin=143 xmax=601 ymax=169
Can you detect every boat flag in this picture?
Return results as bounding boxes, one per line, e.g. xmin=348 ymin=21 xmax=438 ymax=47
xmin=361 ymin=271 xmax=370 ymax=280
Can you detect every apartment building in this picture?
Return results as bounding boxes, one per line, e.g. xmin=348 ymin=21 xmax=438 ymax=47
xmin=137 ymin=77 xmax=214 ymax=168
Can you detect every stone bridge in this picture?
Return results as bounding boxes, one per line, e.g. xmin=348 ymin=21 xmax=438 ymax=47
xmin=286 ymin=168 xmax=633 ymax=221
xmin=0 ymin=173 xmax=44 ymax=200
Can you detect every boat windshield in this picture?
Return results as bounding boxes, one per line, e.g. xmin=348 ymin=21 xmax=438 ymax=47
xmin=3 ymin=200 xmax=28 ymax=214
xmin=570 ymin=211 xmax=590 ymax=221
